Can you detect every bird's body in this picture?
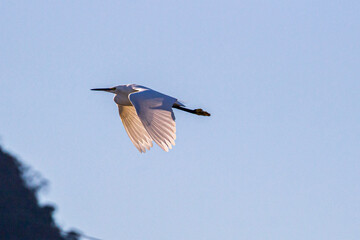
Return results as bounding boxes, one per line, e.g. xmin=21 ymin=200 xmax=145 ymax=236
xmin=92 ymin=84 xmax=210 ymax=153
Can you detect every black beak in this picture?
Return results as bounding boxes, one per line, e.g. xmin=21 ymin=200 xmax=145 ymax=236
xmin=91 ymin=87 xmax=115 ymax=92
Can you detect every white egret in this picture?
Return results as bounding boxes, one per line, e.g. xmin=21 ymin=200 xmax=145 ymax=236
xmin=92 ymin=84 xmax=210 ymax=153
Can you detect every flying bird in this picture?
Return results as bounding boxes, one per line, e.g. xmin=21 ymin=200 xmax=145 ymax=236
xmin=92 ymin=84 xmax=210 ymax=153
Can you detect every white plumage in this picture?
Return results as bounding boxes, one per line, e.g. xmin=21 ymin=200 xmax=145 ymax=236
xmin=92 ymin=84 xmax=210 ymax=153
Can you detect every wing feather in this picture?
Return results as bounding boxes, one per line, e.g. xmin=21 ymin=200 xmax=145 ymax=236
xmin=118 ymin=105 xmax=153 ymax=153
xmin=129 ymin=89 xmax=177 ymax=152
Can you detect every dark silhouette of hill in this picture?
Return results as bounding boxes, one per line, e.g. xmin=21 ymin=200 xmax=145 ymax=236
xmin=0 ymin=146 xmax=80 ymax=240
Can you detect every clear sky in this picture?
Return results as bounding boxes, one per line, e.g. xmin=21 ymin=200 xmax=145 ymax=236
xmin=1 ymin=1 xmax=360 ymax=239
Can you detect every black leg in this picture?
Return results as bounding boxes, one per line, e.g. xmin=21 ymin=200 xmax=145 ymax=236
xmin=173 ymin=105 xmax=211 ymax=116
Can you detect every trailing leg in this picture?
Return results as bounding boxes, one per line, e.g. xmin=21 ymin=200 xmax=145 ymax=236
xmin=173 ymin=104 xmax=211 ymax=116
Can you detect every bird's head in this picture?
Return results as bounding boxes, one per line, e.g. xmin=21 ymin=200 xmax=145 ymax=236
xmin=91 ymin=85 xmax=139 ymax=95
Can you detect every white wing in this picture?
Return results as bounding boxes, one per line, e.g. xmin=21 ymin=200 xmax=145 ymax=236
xmin=129 ymin=89 xmax=177 ymax=152
xmin=118 ymin=105 xmax=153 ymax=153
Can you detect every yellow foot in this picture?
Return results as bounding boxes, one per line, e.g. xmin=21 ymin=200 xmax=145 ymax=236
xmin=195 ymin=109 xmax=211 ymax=116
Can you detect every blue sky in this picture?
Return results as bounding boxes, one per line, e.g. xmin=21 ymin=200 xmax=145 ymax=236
xmin=1 ymin=1 xmax=360 ymax=239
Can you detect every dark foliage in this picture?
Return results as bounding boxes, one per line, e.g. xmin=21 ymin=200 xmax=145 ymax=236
xmin=0 ymin=146 xmax=80 ymax=240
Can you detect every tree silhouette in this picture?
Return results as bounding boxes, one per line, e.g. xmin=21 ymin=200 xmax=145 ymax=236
xmin=0 ymin=146 xmax=80 ymax=240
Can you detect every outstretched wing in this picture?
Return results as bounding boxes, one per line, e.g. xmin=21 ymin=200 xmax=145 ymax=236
xmin=129 ymin=89 xmax=177 ymax=152
xmin=118 ymin=105 xmax=153 ymax=153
